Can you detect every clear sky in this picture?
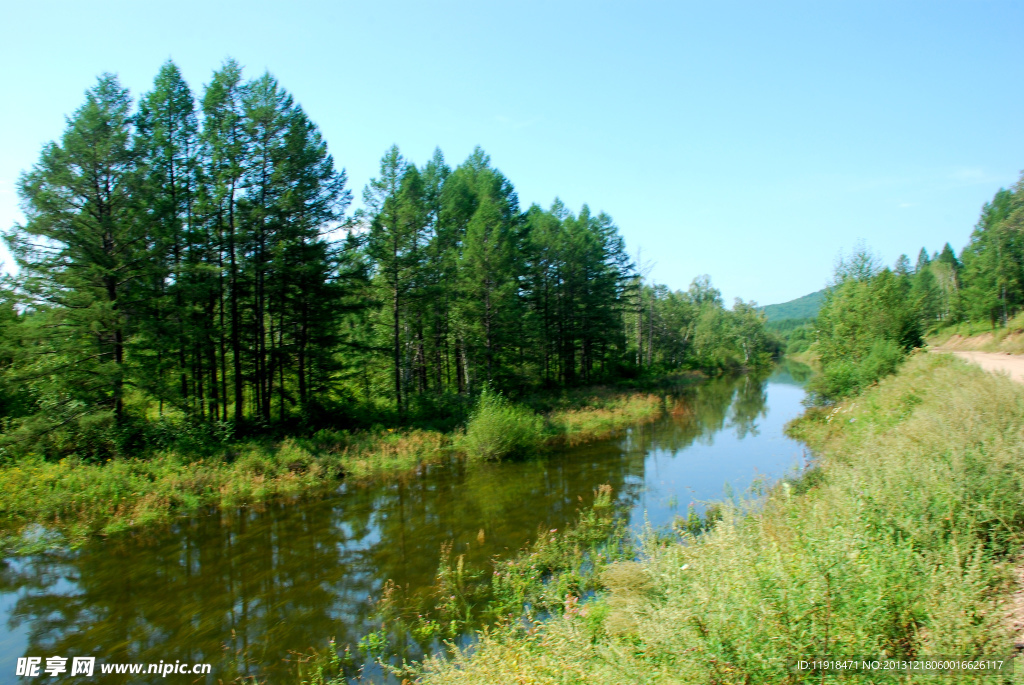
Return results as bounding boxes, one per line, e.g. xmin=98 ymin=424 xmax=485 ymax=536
xmin=2 ymin=1 xmax=1022 ymax=306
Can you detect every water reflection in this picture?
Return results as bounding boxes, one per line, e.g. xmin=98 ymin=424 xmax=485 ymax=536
xmin=0 ymin=365 xmax=808 ymax=683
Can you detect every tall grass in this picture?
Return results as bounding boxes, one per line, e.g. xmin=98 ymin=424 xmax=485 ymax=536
xmin=408 ymin=353 xmax=1024 ymax=684
xmin=0 ymin=429 xmax=449 ymax=550
xmin=461 ymin=389 xmax=544 ymax=461
xmin=546 ymin=392 xmax=663 ymax=445
xmin=0 ymin=387 xmax=667 ymax=551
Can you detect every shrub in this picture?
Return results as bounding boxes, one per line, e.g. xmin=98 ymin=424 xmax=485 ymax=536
xmin=461 ymin=389 xmax=543 ymax=461
xmin=810 ymin=339 xmax=905 ymax=400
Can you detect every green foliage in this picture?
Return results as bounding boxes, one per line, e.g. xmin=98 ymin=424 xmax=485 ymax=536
xmin=630 ymin=277 xmax=777 ymax=374
xmin=487 ymin=484 xmax=629 ymax=618
xmin=412 ymin=355 xmax=1023 ymax=684
xmin=461 ymin=389 xmax=543 ymax=461
xmin=1 ymin=62 xmax=776 ymax=463
xmin=811 ymin=248 xmax=922 ymax=400
xmin=0 ymin=62 xmax=776 ymax=537
xmin=760 ymin=288 xmax=825 ymax=322
xmin=813 ymin=338 xmax=904 ymax=399
xmin=2 ymin=61 xmax=355 ymax=455
xmin=5 ymin=74 xmax=141 ymax=431
xmin=673 ymin=502 xmax=723 ymax=536
xmin=961 ymin=185 xmax=1024 ymax=325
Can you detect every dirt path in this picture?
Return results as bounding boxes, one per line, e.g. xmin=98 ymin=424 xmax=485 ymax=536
xmin=932 ymin=349 xmax=1024 ymax=384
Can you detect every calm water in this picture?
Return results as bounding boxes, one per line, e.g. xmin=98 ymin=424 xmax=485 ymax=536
xmin=0 ymin=364 xmax=809 ymax=684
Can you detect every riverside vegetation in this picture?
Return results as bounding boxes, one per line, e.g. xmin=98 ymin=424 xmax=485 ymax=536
xmin=803 ymin=169 xmax=1024 ymax=400
xmin=297 ymin=484 xmax=634 ymax=684
xmin=0 ymin=368 xmax=791 ymax=684
xmin=11 ymin=55 xmax=1024 ymax=683
xmin=0 ymin=387 xmax=667 ymax=550
xmin=291 ymin=172 xmax=1024 ymax=682
xmin=0 ymin=61 xmax=777 ymax=545
xmin=301 ymin=352 xmax=1021 ymax=684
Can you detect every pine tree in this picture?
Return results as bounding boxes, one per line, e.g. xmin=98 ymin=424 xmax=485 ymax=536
xmin=269 ymin=105 xmax=351 ymax=420
xmin=453 ymin=149 xmax=524 ymax=387
xmin=135 ymin=60 xmax=203 ymax=416
xmin=420 ymin=148 xmax=453 ymax=393
xmin=6 ymin=75 xmax=143 ymax=436
xmin=961 ymin=185 xmax=1024 ymax=325
xmin=201 ymin=60 xmax=248 ymax=423
xmin=362 ymin=146 xmax=425 ymax=413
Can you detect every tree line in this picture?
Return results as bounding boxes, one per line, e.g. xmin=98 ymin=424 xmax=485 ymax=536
xmin=0 ymin=61 xmax=775 ymax=456
xmin=811 ymin=171 xmax=1024 ymax=399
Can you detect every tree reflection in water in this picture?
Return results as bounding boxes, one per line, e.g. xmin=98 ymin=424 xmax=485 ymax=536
xmin=0 ymin=365 xmax=808 ymax=683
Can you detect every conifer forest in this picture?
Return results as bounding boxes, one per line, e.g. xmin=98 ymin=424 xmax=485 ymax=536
xmin=0 ymin=61 xmax=775 ymax=458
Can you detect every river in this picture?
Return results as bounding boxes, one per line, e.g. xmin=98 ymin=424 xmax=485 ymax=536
xmin=0 ymin=362 xmax=810 ymax=683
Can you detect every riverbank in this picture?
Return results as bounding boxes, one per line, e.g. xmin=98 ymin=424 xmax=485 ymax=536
xmin=0 ymin=385 xmax=673 ymax=552
xmin=397 ymin=353 xmax=1022 ymax=684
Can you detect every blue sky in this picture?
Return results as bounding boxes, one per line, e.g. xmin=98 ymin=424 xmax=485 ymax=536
xmin=2 ymin=1 xmax=1021 ymax=306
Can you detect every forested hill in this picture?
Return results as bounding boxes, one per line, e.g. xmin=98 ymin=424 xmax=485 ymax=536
xmin=761 ymin=289 xmax=825 ymax=322
xmin=0 ymin=60 xmax=777 ymax=458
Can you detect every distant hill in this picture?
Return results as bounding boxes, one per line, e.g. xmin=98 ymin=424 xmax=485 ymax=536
xmin=760 ymin=289 xmax=825 ymax=323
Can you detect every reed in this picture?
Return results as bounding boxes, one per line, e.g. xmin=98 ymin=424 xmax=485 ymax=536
xmin=547 ymin=393 xmax=663 ymax=445
xmin=296 ymin=484 xmax=631 ymax=684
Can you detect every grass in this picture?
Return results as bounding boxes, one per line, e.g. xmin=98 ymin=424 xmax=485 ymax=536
xmin=297 ymin=484 xmax=633 ymax=684
xmin=391 ymin=353 xmax=1024 ymax=684
xmin=0 ymin=387 xmax=668 ymax=552
xmin=545 ymin=391 xmax=665 ymax=445
xmin=930 ymin=312 xmax=1024 ymax=353
xmin=0 ymin=429 xmax=448 ymax=550
xmin=787 ymin=347 xmax=820 ymax=367
xmin=461 ymin=389 xmax=544 ymax=461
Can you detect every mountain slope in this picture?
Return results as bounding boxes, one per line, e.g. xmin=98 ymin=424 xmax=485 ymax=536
xmin=761 ymin=289 xmax=825 ymax=322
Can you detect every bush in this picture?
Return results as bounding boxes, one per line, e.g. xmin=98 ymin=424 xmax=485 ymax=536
xmin=811 ymin=339 xmax=905 ymax=400
xmin=461 ymin=389 xmax=543 ymax=461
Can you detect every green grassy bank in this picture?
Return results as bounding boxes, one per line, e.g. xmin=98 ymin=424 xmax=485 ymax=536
xmin=395 ymin=353 xmax=1024 ymax=684
xmin=0 ymin=388 xmax=667 ymax=551
xmin=929 ymin=311 xmax=1024 ymax=355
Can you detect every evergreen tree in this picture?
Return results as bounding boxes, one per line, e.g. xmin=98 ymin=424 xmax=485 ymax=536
xmin=813 ymin=248 xmax=922 ymax=398
xmin=894 ymin=254 xmax=912 ymax=277
xmin=420 ymin=149 xmax=454 ymax=393
xmin=453 ymin=149 xmax=525 ymax=388
xmin=362 ymin=146 xmax=425 ymax=413
xmin=200 ymin=59 xmax=248 ymax=423
xmin=915 ymin=247 xmax=931 ymax=274
xmin=961 ymin=186 xmax=1024 ymax=325
xmin=6 ymin=75 xmax=142 ymax=437
xmin=269 ymin=105 xmax=351 ymax=420
xmin=135 ymin=60 xmax=203 ymax=416
xmin=0 ymin=60 xmax=776 ymax=455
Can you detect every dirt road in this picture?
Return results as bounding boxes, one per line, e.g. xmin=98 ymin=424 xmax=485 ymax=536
xmin=933 ymin=349 xmax=1024 ymax=384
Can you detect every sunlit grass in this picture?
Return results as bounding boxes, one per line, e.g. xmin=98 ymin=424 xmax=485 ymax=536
xmin=461 ymin=389 xmax=544 ymax=461
xmin=930 ymin=312 xmax=1024 ymax=353
xmin=404 ymin=353 xmax=1024 ymax=684
xmin=0 ymin=387 xmax=668 ymax=550
xmin=545 ymin=391 xmax=664 ymax=445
